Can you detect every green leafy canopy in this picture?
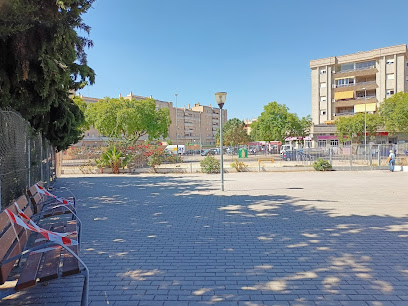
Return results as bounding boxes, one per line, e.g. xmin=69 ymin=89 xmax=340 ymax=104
xmin=216 ymin=118 xmax=250 ymax=146
xmin=0 ymin=0 xmax=95 ymax=150
xmin=85 ymin=98 xmax=171 ymax=143
xmin=379 ymin=92 xmax=408 ymax=134
xmin=250 ymin=102 xmax=312 ymax=142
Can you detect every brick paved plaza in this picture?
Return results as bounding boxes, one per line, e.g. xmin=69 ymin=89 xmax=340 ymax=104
xmin=3 ymin=170 xmax=408 ymax=306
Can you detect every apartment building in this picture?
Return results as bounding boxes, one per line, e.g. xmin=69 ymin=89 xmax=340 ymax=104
xmin=309 ymin=44 xmax=408 ymax=146
xmin=76 ymin=92 xmax=227 ymax=147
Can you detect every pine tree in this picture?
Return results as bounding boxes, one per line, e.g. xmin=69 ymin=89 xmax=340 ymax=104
xmin=0 ymin=0 xmax=95 ymax=150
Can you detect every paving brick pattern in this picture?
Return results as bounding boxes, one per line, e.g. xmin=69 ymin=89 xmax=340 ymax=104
xmin=3 ymin=171 xmax=408 ymax=305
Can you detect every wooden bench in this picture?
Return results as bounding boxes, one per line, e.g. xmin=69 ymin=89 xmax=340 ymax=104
xmin=0 ymin=195 xmax=89 ymax=305
xmin=27 ymin=182 xmax=76 ymax=218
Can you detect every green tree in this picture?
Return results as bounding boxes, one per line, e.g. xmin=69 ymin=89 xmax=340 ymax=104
xmin=216 ymin=118 xmax=250 ymax=146
xmin=72 ymin=95 xmax=90 ymax=132
xmin=336 ymin=113 xmax=382 ymax=143
xmin=250 ymin=102 xmax=311 ymax=142
xmin=298 ymin=115 xmax=313 ymax=138
xmin=379 ymin=92 xmax=408 ymax=134
xmin=85 ymin=98 xmax=171 ymax=143
xmin=0 ymin=0 xmax=95 ymax=150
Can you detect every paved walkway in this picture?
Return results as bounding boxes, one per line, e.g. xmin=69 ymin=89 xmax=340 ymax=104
xmin=6 ymin=171 xmax=408 ymax=305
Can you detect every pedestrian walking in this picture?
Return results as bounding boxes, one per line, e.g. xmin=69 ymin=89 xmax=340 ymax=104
xmin=388 ymin=149 xmax=396 ymax=172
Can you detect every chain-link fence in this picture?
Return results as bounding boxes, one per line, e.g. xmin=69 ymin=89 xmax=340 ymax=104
xmin=282 ymin=143 xmax=408 ymax=169
xmin=0 ymin=109 xmax=56 ymax=209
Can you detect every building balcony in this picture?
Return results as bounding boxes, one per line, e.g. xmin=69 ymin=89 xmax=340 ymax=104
xmin=333 ymin=96 xmax=377 ymax=108
xmin=334 ymin=111 xmax=354 ymax=117
xmin=333 ymin=66 xmax=377 ymax=78
xmin=333 ymin=80 xmax=377 ymax=92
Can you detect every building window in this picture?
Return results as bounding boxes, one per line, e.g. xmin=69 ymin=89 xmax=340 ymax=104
xmin=305 ymin=140 xmax=312 ymax=148
xmin=386 ymin=90 xmax=395 ymax=96
xmin=318 ymin=140 xmax=327 ymax=148
xmin=341 ymin=63 xmax=354 ymax=71
xmin=336 ymin=77 xmax=355 ymax=87
xmin=343 ymin=141 xmax=351 ymax=147
xmin=320 ymin=69 xmax=327 ymax=74
xmin=320 ymin=110 xmax=326 ymax=115
xmin=330 ymin=139 xmax=339 ymax=147
xmin=320 ymin=82 xmax=327 ymax=88
xmin=355 ymin=60 xmax=376 ymax=70
xmin=387 ymin=74 xmax=395 ymax=80
xmin=320 ymin=97 xmax=326 ymax=102
xmin=386 ymin=58 xmax=395 ymax=64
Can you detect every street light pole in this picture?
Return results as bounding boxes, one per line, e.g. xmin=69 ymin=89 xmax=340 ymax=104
xmin=363 ymin=88 xmax=367 ymax=158
xmin=215 ymin=92 xmax=227 ymax=192
xmin=199 ymin=113 xmax=202 ymax=153
xmin=175 ymin=93 xmax=178 ymax=154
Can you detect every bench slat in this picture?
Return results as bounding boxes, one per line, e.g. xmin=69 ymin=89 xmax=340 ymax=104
xmin=62 ymin=245 xmax=79 ymax=276
xmin=42 ymin=206 xmax=66 ymax=218
xmin=15 ymin=232 xmax=44 ymax=291
xmin=62 ymin=221 xmax=79 ymax=276
xmin=38 ymin=224 xmax=63 ymax=282
xmin=0 ymin=228 xmax=30 ymax=284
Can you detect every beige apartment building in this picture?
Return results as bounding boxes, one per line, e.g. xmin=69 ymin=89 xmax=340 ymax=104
xmin=77 ymin=92 xmax=227 ymax=147
xmin=309 ymin=44 xmax=408 ymax=146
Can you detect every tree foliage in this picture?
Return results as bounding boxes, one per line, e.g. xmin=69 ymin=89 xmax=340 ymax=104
xmin=335 ymin=113 xmax=382 ymax=142
xmin=250 ymin=102 xmax=312 ymax=142
xmin=85 ymin=98 xmax=171 ymax=143
xmin=216 ymin=118 xmax=250 ymax=146
xmin=0 ymin=0 xmax=95 ymax=150
xmin=379 ymin=92 xmax=408 ymax=134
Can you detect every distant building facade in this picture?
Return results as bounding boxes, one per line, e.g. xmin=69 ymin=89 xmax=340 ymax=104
xmin=76 ymin=92 xmax=227 ymax=147
xmin=309 ymin=44 xmax=408 ymax=146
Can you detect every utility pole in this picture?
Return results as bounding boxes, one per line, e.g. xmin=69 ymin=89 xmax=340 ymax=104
xmin=175 ymin=93 xmax=178 ymax=154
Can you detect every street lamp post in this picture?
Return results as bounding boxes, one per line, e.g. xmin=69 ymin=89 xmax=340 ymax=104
xmin=363 ymin=88 xmax=367 ymax=157
xmin=215 ymin=92 xmax=227 ymax=191
xmin=175 ymin=93 xmax=178 ymax=154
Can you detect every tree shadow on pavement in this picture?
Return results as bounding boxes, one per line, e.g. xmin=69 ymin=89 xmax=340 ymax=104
xmin=47 ymin=176 xmax=408 ymax=305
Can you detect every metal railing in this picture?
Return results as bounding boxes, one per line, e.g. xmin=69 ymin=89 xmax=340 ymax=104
xmin=335 ymin=80 xmax=376 ymax=88
xmin=334 ymin=65 xmax=376 ymax=74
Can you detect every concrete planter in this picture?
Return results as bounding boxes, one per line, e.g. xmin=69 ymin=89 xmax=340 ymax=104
xmin=394 ymin=165 xmax=408 ymax=172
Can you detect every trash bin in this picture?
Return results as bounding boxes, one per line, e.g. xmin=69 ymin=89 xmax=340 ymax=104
xmin=238 ymin=148 xmax=248 ymax=158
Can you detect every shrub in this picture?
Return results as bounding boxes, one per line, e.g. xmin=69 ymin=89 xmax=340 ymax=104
xmin=313 ymin=158 xmax=333 ymax=171
xmin=200 ymin=156 xmax=220 ymax=174
xmin=99 ymin=146 xmax=132 ymax=174
xmin=230 ymin=159 xmax=248 ymax=172
xmin=148 ymin=150 xmax=164 ymax=173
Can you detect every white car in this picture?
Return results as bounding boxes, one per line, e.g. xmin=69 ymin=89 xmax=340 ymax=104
xmin=280 ymin=144 xmax=293 ymax=154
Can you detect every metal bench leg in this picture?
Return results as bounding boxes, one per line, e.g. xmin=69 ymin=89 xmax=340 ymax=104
xmin=60 ymin=244 xmax=89 ymax=306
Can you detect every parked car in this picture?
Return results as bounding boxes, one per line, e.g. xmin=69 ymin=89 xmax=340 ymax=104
xmin=282 ymin=150 xmax=314 ymax=161
xmin=282 ymin=150 xmax=297 ymax=161
xmin=201 ymin=148 xmax=217 ymax=156
xmin=280 ymin=144 xmax=294 ymax=155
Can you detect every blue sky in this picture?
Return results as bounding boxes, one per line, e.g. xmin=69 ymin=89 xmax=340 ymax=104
xmin=80 ymin=0 xmax=408 ymax=120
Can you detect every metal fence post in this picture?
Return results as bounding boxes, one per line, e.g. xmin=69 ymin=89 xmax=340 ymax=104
xmin=369 ymin=144 xmax=373 ymax=168
xmin=40 ymin=136 xmax=43 ymax=182
xmin=27 ymin=137 xmax=31 ymax=187
xmin=0 ymin=165 xmax=2 ymax=208
xmin=350 ymin=146 xmax=353 ymax=168
xmin=329 ymin=147 xmax=332 ymax=165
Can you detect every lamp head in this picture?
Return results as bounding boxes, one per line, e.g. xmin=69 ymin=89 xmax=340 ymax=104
xmin=215 ymin=92 xmax=227 ymax=109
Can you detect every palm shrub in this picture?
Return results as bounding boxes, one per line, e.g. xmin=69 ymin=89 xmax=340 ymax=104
xmin=200 ymin=156 xmax=220 ymax=174
xmin=312 ymin=158 xmax=333 ymax=171
xmin=100 ymin=146 xmax=131 ymax=174
xmin=230 ymin=159 xmax=248 ymax=172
